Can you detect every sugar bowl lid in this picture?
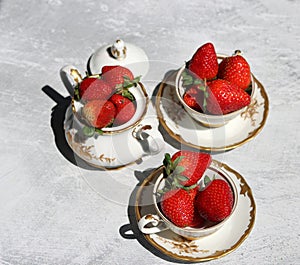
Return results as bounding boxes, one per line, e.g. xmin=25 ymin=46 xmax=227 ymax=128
xmin=88 ymin=39 xmax=149 ymax=78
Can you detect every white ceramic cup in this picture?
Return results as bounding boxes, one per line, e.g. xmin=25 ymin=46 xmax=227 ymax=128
xmin=138 ymin=164 xmax=238 ymax=240
xmin=175 ymin=54 xmax=257 ymax=128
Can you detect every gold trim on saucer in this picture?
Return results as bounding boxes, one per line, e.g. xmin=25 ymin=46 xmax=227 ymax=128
xmin=155 ymin=71 xmax=269 ymax=152
xmin=134 ymin=161 xmax=256 ymax=262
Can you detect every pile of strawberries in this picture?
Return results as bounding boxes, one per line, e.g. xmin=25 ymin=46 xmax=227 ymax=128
xmin=158 ymin=151 xmax=234 ymax=228
xmin=182 ymin=42 xmax=252 ymax=115
xmin=75 ymin=65 xmax=141 ymax=132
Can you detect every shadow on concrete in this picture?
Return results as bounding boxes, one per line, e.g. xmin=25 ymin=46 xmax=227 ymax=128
xmin=42 ymin=85 xmax=103 ymax=171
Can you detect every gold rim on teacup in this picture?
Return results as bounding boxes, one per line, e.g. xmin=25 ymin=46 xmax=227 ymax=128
xmin=175 ymin=54 xmax=257 ymax=128
xmin=71 ymin=79 xmax=149 ymax=135
xmin=138 ymin=163 xmax=238 ymax=240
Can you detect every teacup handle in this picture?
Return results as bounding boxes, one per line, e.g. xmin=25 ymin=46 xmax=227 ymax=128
xmin=132 ymin=122 xmax=164 ymax=155
xmin=138 ymin=214 xmax=168 ymax=234
xmin=60 ymin=65 xmax=83 ymax=97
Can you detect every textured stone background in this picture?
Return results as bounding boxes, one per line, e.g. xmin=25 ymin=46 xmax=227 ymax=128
xmin=0 ymin=0 xmax=299 ymax=264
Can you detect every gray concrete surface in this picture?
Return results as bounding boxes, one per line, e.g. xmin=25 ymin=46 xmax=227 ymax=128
xmin=0 ymin=0 xmax=299 ymax=264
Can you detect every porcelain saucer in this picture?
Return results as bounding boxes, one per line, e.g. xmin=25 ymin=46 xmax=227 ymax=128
xmin=134 ymin=161 xmax=256 ymax=262
xmin=155 ymin=71 xmax=269 ymax=152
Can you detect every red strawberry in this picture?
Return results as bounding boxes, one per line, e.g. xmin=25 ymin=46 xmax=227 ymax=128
xmin=79 ymin=78 xmax=113 ymax=101
xmin=82 ymin=100 xmax=116 ymax=128
xmin=160 ymin=189 xmax=195 ymax=227
xmin=110 ymin=94 xmax=136 ymax=126
xmin=187 ymin=185 xmax=199 ymax=200
xmin=188 ymin=42 xmax=218 ymax=80
xmin=164 ymin=151 xmax=212 ymax=187
xmin=102 ymin=65 xmax=135 ymax=89
xmin=183 ymin=86 xmax=204 ymax=112
xmin=189 ymin=211 xmax=205 ymax=228
xmin=206 ymin=79 xmax=251 ymax=115
xmin=218 ymin=51 xmax=251 ymax=90
xmin=188 ymin=186 xmax=205 ymax=228
xmin=195 ymin=179 xmax=234 ymax=222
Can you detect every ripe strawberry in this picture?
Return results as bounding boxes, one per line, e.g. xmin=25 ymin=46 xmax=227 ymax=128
xmin=187 ymin=185 xmax=199 ymax=200
xmin=102 ymin=65 xmax=137 ymax=89
xmin=188 ymin=42 xmax=218 ymax=80
xmin=195 ymin=179 xmax=234 ymax=222
xmin=110 ymin=94 xmax=136 ymax=126
xmin=82 ymin=100 xmax=116 ymax=128
xmin=190 ymin=211 xmax=205 ymax=228
xmin=79 ymin=77 xmax=113 ymax=101
xmin=206 ymin=79 xmax=251 ymax=115
xmin=163 ymin=151 xmax=212 ymax=187
xmin=188 ymin=186 xmax=205 ymax=228
xmin=183 ymin=86 xmax=204 ymax=112
xmin=218 ymin=51 xmax=251 ymax=90
xmin=160 ymin=189 xmax=195 ymax=227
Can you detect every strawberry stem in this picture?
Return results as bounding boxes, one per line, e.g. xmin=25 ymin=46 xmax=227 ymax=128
xmin=181 ymin=183 xmax=198 ymax=191
xmin=95 ymin=128 xmax=104 ymax=135
xmin=122 ymin=75 xmax=141 ymax=89
xmin=162 ymin=153 xmax=199 ymax=192
xmin=115 ymin=75 xmax=141 ymax=101
xmin=181 ymin=70 xmax=209 ymax=112
xmin=182 ymin=70 xmax=194 ymax=86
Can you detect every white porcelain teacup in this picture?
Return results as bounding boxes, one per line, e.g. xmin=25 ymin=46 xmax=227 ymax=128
xmin=138 ymin=163 xmax=238 ymax=240
xmin=175 ymin=54 xmax=257 ymax=128
xmin=60 ymin=65 xmax=164 ymax=169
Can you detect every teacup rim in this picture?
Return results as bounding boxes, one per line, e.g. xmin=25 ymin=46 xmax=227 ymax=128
xmin=152 ymin=162 xmax=238 ymax=233
xmin=175 ymin=55 xmax=255 ymax=120
xmin=71 ymin=82 xmax=149 ymax=135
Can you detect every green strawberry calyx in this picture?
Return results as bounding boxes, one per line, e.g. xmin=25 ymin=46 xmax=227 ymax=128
xmin=115 ymin=75 xmax=141 ymax=101
xmin=182 ymin=69 xmax=209 ymax=112
xmin=115 ymin=75 xmax=141 ymax=90
xmin=181 ymin=70 xmax=194 ymax=87
xmin=199 ymin=174 xmax=216 ymax=191
xmin=161 ymin=153 xmax=198 ymax=192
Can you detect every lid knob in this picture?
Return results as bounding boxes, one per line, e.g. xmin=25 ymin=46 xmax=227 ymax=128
xmin=110 ymin=39 xmax=127 ymax=60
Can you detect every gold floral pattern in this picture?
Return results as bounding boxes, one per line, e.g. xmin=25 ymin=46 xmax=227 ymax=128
xmin=136 ymin=163 xmax=256 ymax=262
xmin=155 ymin=70 xmax=269 ymax=152
xmin=157 ymin=237 xmax=209 ymax=255
xmin=172 ymin=239 xmax=209 ymax=255
xmin=98 ymin=154 xmax=116 ymax=163
xmin=66 ymin=131 xmax=116 ymax=164
xmin=66 ymin=131 xmax=93 ymax=160
xmin=241 ymin=99 xmax=263 ymax=127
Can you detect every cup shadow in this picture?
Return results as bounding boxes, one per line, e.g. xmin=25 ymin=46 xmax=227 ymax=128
xmin=119 ymin=168 xmax=195 ymax=264
xmin=42 ymin=85 xmax=104 ymax=171
xmin=150 ymin=70 xmax=185 ymax=151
